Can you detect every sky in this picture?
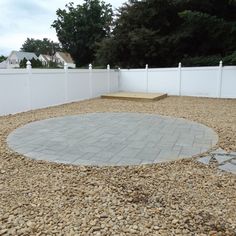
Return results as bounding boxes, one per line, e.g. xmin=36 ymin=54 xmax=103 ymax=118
xmin=0 ymin=0 xmax=126 ymax=56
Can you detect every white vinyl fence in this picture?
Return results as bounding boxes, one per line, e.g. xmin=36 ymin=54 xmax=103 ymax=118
xmin=0 ymin=64 xmax=119 ymax=116
xmin=120 ymin=62 xmax=236 ymax=98
xmin=0 ymin=62 xmax=235 ymax=116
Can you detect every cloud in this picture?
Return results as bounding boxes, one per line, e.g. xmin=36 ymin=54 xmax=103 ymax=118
xmin=0 ymin=0 xmax=126 ymax=56
xmin=8 ymin=0 xmax=50 ymax=16
xmin=0 ymin=0 xmax=50 ymax=28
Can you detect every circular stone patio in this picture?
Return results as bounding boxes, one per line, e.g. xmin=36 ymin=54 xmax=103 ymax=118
xmin=7 ymin=113 xmax=218 ymax=166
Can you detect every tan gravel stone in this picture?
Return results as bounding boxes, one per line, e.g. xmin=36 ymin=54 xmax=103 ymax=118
xmin=0 ymin=97 xmax=236 ymax=235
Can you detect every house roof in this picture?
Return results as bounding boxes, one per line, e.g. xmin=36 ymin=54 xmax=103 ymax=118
xmin=9 ymin=51 xmax=38 ymax=61
xmin=40 ymin=54 xmax=52 ymax=62
xmin=56 ymin=52 xmax=74 ymax=64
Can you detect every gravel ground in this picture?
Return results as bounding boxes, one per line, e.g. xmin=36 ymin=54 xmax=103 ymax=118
xmin=0 ymin=96 xmax=236 ymax=235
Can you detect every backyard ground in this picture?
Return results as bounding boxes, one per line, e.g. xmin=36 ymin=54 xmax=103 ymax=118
xmin=0 ymin=96 xmax=236 ymax=235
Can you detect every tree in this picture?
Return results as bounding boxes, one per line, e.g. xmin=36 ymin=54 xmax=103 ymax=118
xmin=19 ymin=58 xmax=27 ymax=68
xmin=30 ymin=58 xmax=43 ymax=68
xmin=19 ymin=57 xmax=43 ymax=68
xmin=52 ymin=0 xmax=113 ymax=67
xmin=96 ymin=0 xmax=236 ymax=67
xmin=96 ymin=0 xmax=181 ymax=67
xmin=172 ymin=9 xmax=236 ymax=66
xmin=223 ymin=50 xmax=236 ymax=65
xmin=0 ymin=55 xmax=7 ymax=63
xmin=48 ymin=61 xmax=59 ymax=68
xmin=21 ymin=38 xmax=62 ymax=56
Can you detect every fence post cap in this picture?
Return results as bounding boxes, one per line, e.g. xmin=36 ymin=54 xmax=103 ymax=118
xmin=178 ymin=62 xmax=182 ymax=67
xmin=107 ymin=64 xmax=110 ymax=70
xmin=219 ymin=60 xmax=223 ymax=66
xmin=145 ymin=64 xmax=148 ymax=69
xmin=89 ymin=64 xmax=92 ymax=70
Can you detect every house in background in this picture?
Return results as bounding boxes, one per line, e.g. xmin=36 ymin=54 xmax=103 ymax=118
xmin=0 ymin=60 xmax=7 ymax=69
xmin=39 ymin=54 xmax=52 ymax=67
xmin=39 ymin=52 xmax=76 ymax=68
xmin=1 ymin=51 xmax=76 ymax=69
xmin=54 ymin=52 xmax=76 ymax=68
xmin=6 ymin=51 xmax=38 ymax=68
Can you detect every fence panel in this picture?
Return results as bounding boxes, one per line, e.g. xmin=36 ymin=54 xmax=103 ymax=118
xmin=120 ymin=69 xmax=147 ymax=92
xmin=91 ymin=70 xmax=109 ymax=97
xmin=67 ymin=70 xmax=91 ymax=102
xmin=0 ymin=68 xmax=119 ymax=116
xmin=181 ymin=67 xmax=219 ymax=97
xmin=30 ymin=70 xmax=66 ymax=109
xmin=0 ymin=70 xmax=29 ymax=115
xmin=110 ymin=71 xmax=119 ymax=92
xmin=221 ymin=67 xmax=236 ymax=98
xmin=148 ymin=68 xmax=179 ymax=95
xmin=119 ymin=65 xmax=236 ymax=98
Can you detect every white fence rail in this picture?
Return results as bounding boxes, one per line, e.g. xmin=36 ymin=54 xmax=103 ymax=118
xmin=120 ymin=62 xmax=236 ymax=98
xmin=0 ymin=65 xmax=119 ymax=116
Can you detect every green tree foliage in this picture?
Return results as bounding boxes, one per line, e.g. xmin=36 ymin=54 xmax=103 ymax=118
xmin=19 ymin=57 xmax=43 ymax=68
xmin=48 ymin=61 xmax=60 ymax=68
xmin=19 ymin=58 xmax=27 ymax=68
xmin=223 ymin=50 xmax=236 ymax=65
xmin=21 ymin=38 xmax=62 ymax=56
xmin=0 ymin=55 xmax=7 ymax=63
xmin=96 ymin=0 xmax=236 ymax=67
xmin=52 ymin=0 xmax=113 ymax=67
xmin=30 ymin=58 xmax=43 ymax=68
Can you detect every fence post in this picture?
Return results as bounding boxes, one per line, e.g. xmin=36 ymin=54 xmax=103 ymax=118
xmin=26 ymin=61 xmax=32 ymax=110
xmin=64 ymin=63 xmax=68 ymax=102
xmin=146 ymin=64 xmax=149 ymax=93
xmin=217 ymin=60 xmax=223 ymax=98
xmin=118 ymin=67 xmax=121 ymax=92
xmin=89 ymin=63 xmax=93 ymax=98
xmin=178 ymin=62 xmax=182 ymax=96
xmin=26 ymin=60 xmax=32 ymax=70
xmin=107 ymin=64 xmax=111 ymax=93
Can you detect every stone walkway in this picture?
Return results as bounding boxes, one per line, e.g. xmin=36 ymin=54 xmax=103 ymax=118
xmin=7 ymin=113 xmax=218 ymax=166
xmin=197 ymin=148 xmax=236 ymax=174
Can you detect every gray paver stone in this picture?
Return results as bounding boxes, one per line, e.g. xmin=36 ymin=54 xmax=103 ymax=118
xmin=215 ymin=155 xmax=234 ymax=164
xmin=197 ymin=156 xmax=211 ymax=165
xmin=219 ymin=163 xmax=236 ymax=174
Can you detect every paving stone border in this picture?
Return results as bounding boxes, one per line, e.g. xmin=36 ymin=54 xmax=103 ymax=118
xmin=7 ymin=112 xmax=218 ymax=166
